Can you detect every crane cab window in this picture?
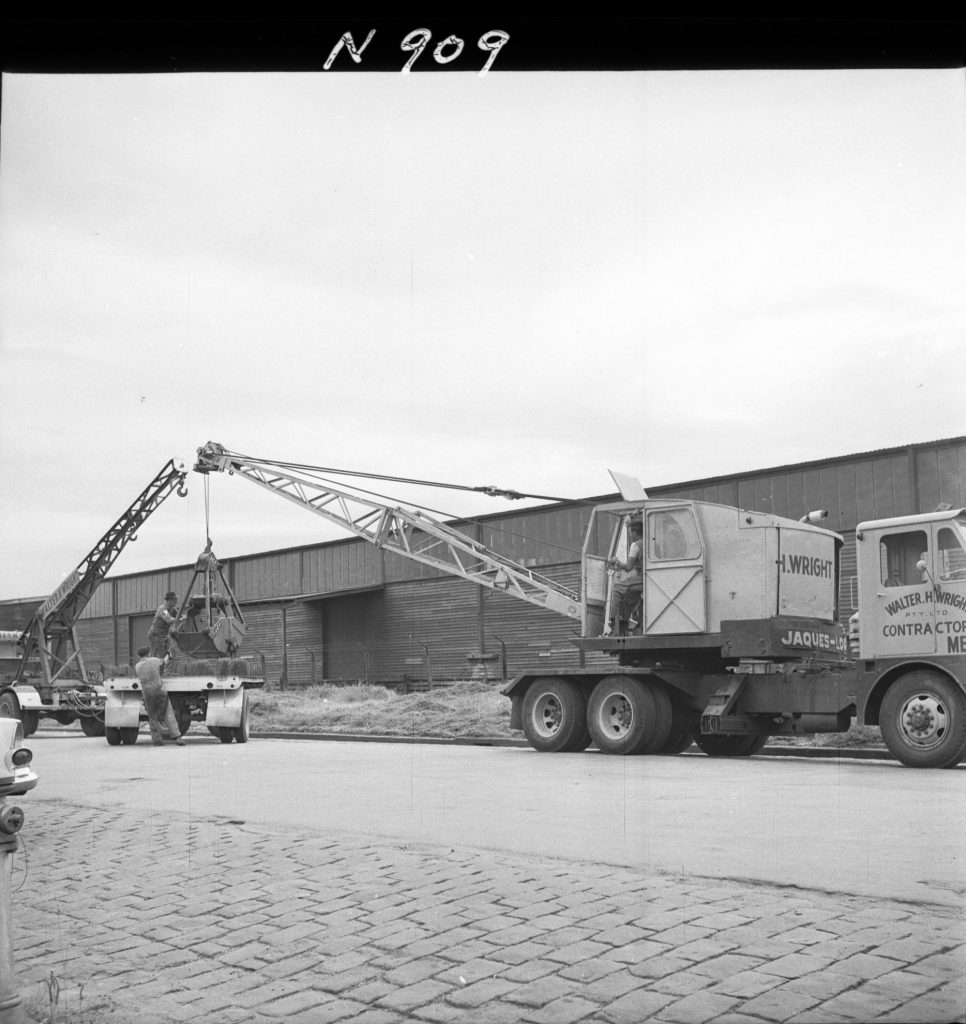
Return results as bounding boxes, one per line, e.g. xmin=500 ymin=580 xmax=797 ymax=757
xmin=647 ymin=509 xmax=700 ymax=561
xmin=938 ymin=527 xmax=966 ymax=582
xmin=879 ymin=530 xmax=928 ymax=587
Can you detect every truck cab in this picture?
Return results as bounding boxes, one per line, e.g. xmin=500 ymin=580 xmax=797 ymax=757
xmin=855 ymin=508 xmax=966 ymax=660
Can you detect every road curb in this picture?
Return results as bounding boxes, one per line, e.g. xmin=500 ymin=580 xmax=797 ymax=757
xmin=250 ymin=730 xmax=895 ymax=760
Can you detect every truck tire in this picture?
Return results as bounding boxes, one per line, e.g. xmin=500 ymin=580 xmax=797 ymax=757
xmin=521 ymin=677 xmax=591 ymax=753
xmin=587 ymin=676 xmax=671 ymax=755
xmin=693 ymin=732 xmax=768 ymax=757
xmin=171 ymin=700 xmax=192 ymax=737
xmin=880 ymin=670 xmax=966 ymax=769
xmin=659 ymin=703 xmax=698 ymax=754
xmin=232 ymin=692 xmax=251 ymax=744
xmin=21 ymin=712 xmax=39 ymax=738
xmin=80 ymin=714 xmax=106 ymax=737
xmin=105 ymin=726 xmax=122 ymax=746
xmin=119 ymin=727 xmax=139 ymax=745
xmin=0 ymin=691 xmax=22 ymax=724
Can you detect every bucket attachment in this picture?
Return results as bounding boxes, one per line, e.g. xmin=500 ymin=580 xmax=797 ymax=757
xmin=170 ymin=543 xmax=247 ymax=659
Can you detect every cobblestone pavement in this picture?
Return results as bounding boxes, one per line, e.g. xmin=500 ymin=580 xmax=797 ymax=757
xmin=10 ymin=798 xmax=965 ymax=1024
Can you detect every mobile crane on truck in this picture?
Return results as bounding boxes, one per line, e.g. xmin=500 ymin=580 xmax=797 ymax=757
xmin=0 ymin=460 xmax=189 ymax=738
xmin=99 ymin=537 xmax=257 ymax=746
xmin=1 ymin=460 xmax=259 ymax=745
xmin=193 ymin=442 xmax=966 ymax=769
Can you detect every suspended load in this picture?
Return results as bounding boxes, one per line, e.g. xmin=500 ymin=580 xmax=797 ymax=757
xmin=170 ymin=542 xmax=247 ymax=658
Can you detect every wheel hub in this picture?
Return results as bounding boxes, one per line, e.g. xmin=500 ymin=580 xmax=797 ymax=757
xmin=533 ymin=694 xmax=562 ymax=737
xmin=602 ymin=696 xmax=632 ymax=738
xmin=899 ymin=693 xmax=947 ymax=749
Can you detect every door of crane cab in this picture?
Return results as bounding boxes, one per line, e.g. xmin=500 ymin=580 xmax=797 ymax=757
xmin=642 ymin=505 xmax=707 ymax=634
xmin=581 ymin=501 xmax=708 ymax=637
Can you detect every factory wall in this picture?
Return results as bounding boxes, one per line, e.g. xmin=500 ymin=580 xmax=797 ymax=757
xmin=4 ymin=436 xmax=964 ymax=687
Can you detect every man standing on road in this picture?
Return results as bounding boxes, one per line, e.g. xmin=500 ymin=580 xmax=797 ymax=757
xmin=148 ymin=591 xmax=182 ymax=660
xmin=134 ymin=647 xmax=186 ymax=746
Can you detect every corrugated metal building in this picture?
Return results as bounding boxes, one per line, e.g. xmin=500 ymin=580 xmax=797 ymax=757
xmin=4 ymin=436 xmax=965 ymax=686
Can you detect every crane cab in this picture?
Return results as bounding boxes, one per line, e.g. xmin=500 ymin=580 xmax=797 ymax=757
xmin=582 ymin=499 xmax=843 ymax=654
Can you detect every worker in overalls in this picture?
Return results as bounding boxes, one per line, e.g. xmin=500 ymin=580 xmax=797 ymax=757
xmin=134 ymin=647 xmax=185 ymax=746
xmin=147 ymin=591 xmax=182 ymax=660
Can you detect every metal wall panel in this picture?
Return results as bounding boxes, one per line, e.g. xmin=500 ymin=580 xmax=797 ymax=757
xmin=238 ymin=604 xmax=285 ymax=682
xmin=79 ymin=583 xmax=113 ymax=620
xmin=381 ymin=523 xmax=479 ymax=583
xmin=803 ymin=468 xmax=823 ymax=516
xmin=282 ymin=600 xmax=323 ymax=687
xmin=480 ymin=508 xmax=589 ymax=568
xmin=827 ymin=462 xmax=851 ymax=531
xmin=0 ymin=599 xmax=42 ymax=632
xmin=935 ymin=444 xmax=966 ymax=509
xmin=303 ymin=541 xmax=381 ymax=594
xmin=852 ymin=460 xmax=876 ymax=528
xmin=74 ymin=617 xmax=116 ymax=674
xmin=169 ymin=566 xmax=196 ymax=599
xmin=115 ymin=573 xmax=169 ymax=615
xmin=322 ymin=592 xmax=381 ymax=681
xmin=378 ymin=577 xmax=480 ymax=682
xmin=116 ymin=616 xmax=131 ymax=669
xmin=128 ymin=613 xmax=155 ymax=661
xmin=234 ymin=551 xmax=301 ymax=602
xmin=481 ymin=566 xmax=610 ymax=678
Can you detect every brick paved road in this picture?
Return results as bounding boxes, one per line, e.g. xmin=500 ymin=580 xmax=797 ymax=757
xmin=9 ymin=798 xmax=965 ymax=1024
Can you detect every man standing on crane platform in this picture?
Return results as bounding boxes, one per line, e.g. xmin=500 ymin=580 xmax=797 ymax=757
xmin=147 ymin=591 xmax=182 ymax=660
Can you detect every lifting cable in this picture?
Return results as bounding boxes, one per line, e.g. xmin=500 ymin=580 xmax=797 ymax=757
xmin=203 ymin=473 xmax=212 ymax=548
xmin=217 ymin=447 xmax=589 ymax=561
xmin=218 ymin=449 xmax=576 ymax=503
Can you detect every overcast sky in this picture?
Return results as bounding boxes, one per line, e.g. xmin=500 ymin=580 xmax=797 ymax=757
xmin=1 ymin=67 xmax=965 ymax=599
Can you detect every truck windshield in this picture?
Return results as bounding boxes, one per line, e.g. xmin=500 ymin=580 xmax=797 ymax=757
xmin=879 ymin=530 xmax=928 ymax=587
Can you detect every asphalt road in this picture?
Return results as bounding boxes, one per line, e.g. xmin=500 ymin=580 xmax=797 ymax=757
xmin=20 ymin=732 xmax=966 ymax=909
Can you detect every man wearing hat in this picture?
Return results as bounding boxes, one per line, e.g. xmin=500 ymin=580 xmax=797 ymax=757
xmin=147 ymin=590 xmax=183 ymax=660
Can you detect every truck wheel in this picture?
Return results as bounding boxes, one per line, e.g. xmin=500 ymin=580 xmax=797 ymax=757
xmin=0 ymin=691 xmax=22 ymax=724
xmin=587 ymin=676 xmax=671 ymax=755
xmin=880 ymin=671 xmax=966 ymax=769
xmin=119 ymin=727 xmax=139 ymax=745
xmin=80 ymin=714 xmax=106 ymax=737
xmin=171 ymin=701 xmax=192 ymax=737
xmin=216 ymin=727 xmax=234 ymax=744
xmin=232 ymin=692 xmax=251 ymax=744
xmin=659 ymin=703 xmax=698 ymax=754
xmin=105 ymin=726 xmax=122 ymax=746
xmin=21 ymin=711 xmax=39 ymax=738
xmin=694 ymin=732 xmax=768 ymax=757
xmin=521 ymin=677 xmax=590 ymax=753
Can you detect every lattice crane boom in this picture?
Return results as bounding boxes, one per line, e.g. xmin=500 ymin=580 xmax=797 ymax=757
xmin=16 ymin=459 xmax=189 ymax=686
xmin=193 ymin=442 xmax=582 ymax=620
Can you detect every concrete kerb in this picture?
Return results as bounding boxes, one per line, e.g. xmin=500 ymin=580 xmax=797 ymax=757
xmin=250 ymin=731 xmax=900 ymax=762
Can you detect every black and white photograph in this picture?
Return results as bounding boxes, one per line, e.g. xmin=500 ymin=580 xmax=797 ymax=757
xmin=0 ymin=18 xmax=964 ymax=1024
